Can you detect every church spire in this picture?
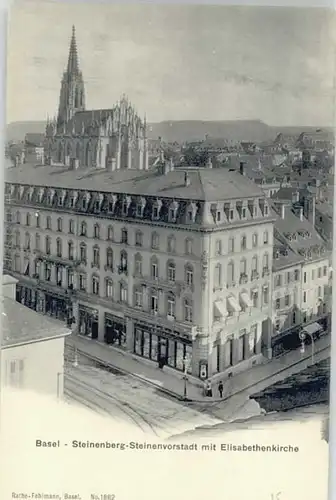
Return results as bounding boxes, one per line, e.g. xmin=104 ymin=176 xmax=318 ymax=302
xmin=57 ymin=25 xmax=86 ymax=130
xmin=67 ymin=25 xmax=79 ymax=75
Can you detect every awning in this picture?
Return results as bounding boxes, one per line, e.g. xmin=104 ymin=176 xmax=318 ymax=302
xmin=227 ymin=296 xmax=241 ymax=313
xmin=302 ymin=322 xmax=322 ymax=336
xmin=240 ymin=292 xmax=252 ymax=308
xmin=214 ymin=300 xmax=228 ymax=318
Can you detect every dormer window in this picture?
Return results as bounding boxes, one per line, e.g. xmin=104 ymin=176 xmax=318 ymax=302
xmin=168 ymin=201 xmax=179 ymax=222
xmin=152 ymin=199 xmax=162 ymax=220
xmin=28 ymin=187 xmax=34 ymax=201
xmin=136 ymin=197 xmax=146 ymax=218
xmin=264 ymin=205 xmax=269 ymax=216
xmin=58 ymin=190 xmax=66 ymax=206
xmin=186 ymin=202 xmax=197 ymax=224
xmin=95 ymin=194 xmax=104 ymax=212
xmin=217 ymin=211 xmax=221 ymax=222
xmin=242 ymin=207 xmax=247 ymax=219
xmin=82 ymin=192 xmax=90 ymax=210
xmin=108 ymin=195 xmax=117 ymax=213
xmin=229 ymin=209 xmax=234 ymax=220
xmin=19 ymin=186 xmax=25 ymax=198
xmin=122 ymin=196 xmax=132 ymax=216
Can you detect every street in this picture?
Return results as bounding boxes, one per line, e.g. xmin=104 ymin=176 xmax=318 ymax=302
xmin=64 ymin=359 xmax=224 ymax=438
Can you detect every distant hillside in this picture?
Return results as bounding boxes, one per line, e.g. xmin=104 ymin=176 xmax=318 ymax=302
xmin=6 ymin=119 xmax=333 ymax=144
xmin=147 ymin=120 xmax=273 ymax=143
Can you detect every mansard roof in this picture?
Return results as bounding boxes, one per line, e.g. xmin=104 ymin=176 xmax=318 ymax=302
xmin=6 ymin=163 xmax=264 ymax=202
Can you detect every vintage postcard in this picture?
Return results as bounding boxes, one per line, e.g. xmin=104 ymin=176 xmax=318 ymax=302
xmin=1 ymin=1 xmax=333 ymax=499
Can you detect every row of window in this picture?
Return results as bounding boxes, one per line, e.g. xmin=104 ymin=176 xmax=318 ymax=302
xmin=14 ymin=252 xmax=195 ymax=290
xmin=13 ymin=215 xmax=195 ymax=255
xmin=213 ymin=254 xmax=270 ymax=287
xmin=215 ymin=231 xmax=269 ymax=255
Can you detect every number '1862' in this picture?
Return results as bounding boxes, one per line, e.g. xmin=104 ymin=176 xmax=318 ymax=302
xmin=90 ymin=495 xmax=115 ymax=500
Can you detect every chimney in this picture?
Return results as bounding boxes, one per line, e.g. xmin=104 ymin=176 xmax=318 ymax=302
xmin=71 ymin=158 xmax=80 ymax=170
xmin=106 ymin=157 xmax=116 ymax=172
xmin=239 ymin=162 xmax=245 ymax=176
xmin=184 ymin=172 xmax=190 ymax=187
xmin=169 ymin=157 xmax=175 ymax=172
xmin=280 ymin=203 xmax=286 ymax=219
xmin=207 ymin=156 xmax=213 ymax=169
xmin=299 ymin=207 xmax=303 ymax=221
xmin=292 ymin=191 xmax=300 ymax=203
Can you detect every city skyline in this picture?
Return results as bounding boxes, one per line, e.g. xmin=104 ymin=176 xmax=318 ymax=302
xmin=7 ymin=1 xmax=335 ymax=127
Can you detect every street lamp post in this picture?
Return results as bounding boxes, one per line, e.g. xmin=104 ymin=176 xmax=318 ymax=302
xmin=299 ymin=330 xmax=315 ymax=365
xmin=183 ymin=354 xmax=191 ymax=401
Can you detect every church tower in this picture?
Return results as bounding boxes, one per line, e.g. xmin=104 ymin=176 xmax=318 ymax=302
xmin=57 ymin=25 xmax=85 ymax=130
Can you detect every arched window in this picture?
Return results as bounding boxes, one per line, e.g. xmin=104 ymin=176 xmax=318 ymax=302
xmin=119 ymin=250 xmax=128 ymax=272
xmin=150 ymin=256 xmax=159 ymax=279
xmin=228 ymin=236 xmax=234 ymax=253
xmin=68 ymin=241 xmax=74 ymax=260
xmin=25 ymin=232 xmax=30 ymax=250
xmin=105 ymin=278 xmax=113 ymax=298
xmin=92 ymin=275 xmax=100 ymax=295
xmin=135 ymin=230 xmax=143 ymax=247
xmin=106 ymin=248 xmax=113 ymax=270
xmin=263 ymin=253 xmax=269 ymax=270
xmin=185 ymin=238 xmax=193 ymax=255
xmin=15 ymin=230 xmax=20 ymax=247
xmin=80 ymin=243 xmax=87 ymax=263
xmin=167 ymin=235 xmax=176 ymax=253
xmin=240 ymin=258 xmax=247 ymax=275
xmin=214 ymin=263 xmax=222 ymax=288
xmin=151 ymin=232 xmax=159 ymax=249
xmin=184 ymin=298 xmax=193 ymax=323
xmin=227 ymin=261 xmax=234 ymax=284
xmin=119 ymin=282 xmax=128 ymax=303
xmin=185 ymin=264 xmax=194 ymax=287
xmin=16 ymin=211 xmax=21 ymax=224
xmin=134 ymin=253 xmax=142 ymax=276
xmin=46 ymin=216 xmax=51 ymax=230
xmin=215 ymin=239 xmax=222 ymax=255
xmin=26 ymin=213 xmax=31 ymax=226
xmin=263 ymin=231 xmax=269 ymax=245
xmin=57 ymin=217 xmax=62 ymax=232
xmin=94 ymin=223 xmax=100 ymax=239
xmin=167 ymin=292 xmax=176 ymax=318
xmin=167 ymin=261 xmax=176 ymax=282
xmin=252 ymin=233 xmax=258 ymax=247
xmin=93 ymin=245 xmax=100 ymax=267
xmin=35 ymin=233 xmax=40 ymax=250
xmin=45 ymin=236 xmax=51 ymax=255
xmin=80 ymin=221 xmax=87 ymax=236
xmin=66 ymin=142 xmax=72 ymax=158
xmin=121 ymin=228 xmax=128 ymax=244
xmin=241 ymin=234 xmax=247 ymax=251
xmin=56 ymin=238 xmax=62 ymax=257
xmin=107 ymin=226 xmax=113 ymax=241
xmin=252 ymin=255 xmax=258 ymax=271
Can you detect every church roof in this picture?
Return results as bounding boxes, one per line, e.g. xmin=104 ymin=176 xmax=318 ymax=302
xmin=6 ymin=163 xmax=265 ymax=202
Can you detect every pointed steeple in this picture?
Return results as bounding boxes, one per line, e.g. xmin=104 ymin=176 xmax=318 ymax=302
xmin=67 ymin=25 xmax=79 ymax=75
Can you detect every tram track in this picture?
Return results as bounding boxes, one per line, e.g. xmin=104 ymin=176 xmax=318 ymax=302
xmin=64 ymin=371 xmax=161 ymax=437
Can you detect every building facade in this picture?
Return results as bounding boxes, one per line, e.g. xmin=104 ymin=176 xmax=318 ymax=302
xmin=1 ymin=275 xmax=71 ymax=397
xmin=4 ymin=162 xmax=276 ymax=379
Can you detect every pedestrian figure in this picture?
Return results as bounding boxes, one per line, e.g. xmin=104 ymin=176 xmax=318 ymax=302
xmin=205 ymin=381 xmax=213 ymax=397
xmin=218 ymin=381 xmax=224 ymax=398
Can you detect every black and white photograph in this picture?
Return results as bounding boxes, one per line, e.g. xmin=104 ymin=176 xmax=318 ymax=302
xmin=1 ymin=1 xmax=333 ymax=499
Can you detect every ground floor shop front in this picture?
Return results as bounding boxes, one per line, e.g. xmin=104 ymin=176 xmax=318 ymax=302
xmin=16 ymin=283 xmax=73 ymax=324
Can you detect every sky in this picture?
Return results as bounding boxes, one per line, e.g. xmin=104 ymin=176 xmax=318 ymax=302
xmin=6 ymin=0 xmax=336 ymax=126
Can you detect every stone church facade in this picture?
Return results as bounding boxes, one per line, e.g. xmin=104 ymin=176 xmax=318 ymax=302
xmin=44 ymin=26 xmax=149 ymax=171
